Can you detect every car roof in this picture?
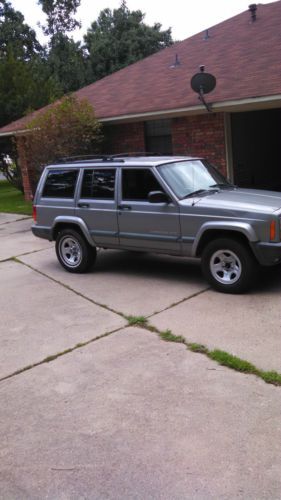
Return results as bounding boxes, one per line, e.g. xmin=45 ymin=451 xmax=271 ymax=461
xmin=47 ymin=155 xmax=202 ymax=169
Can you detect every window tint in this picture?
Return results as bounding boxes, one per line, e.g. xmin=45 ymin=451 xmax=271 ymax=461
xmin=42 ymin=169 xmax=79 ymax=198
xmin=81 ymin=169 xmax=116 ymax=199
xmin=122 ymin=169 xmax=162 ymax=201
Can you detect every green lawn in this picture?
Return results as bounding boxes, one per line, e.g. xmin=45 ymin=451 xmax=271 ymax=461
xmin=0 ymin=180 xmax=32 ymax=215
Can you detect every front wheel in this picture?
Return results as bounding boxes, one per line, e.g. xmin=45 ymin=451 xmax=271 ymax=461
xmin=56 ymin=229 xmax=96 ymax=273
xmin=201 ymin=238 xmax=257 ymax=293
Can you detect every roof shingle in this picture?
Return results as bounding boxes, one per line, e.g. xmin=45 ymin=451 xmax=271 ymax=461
xmin=1 ymin=1 xmax=281 ymax=134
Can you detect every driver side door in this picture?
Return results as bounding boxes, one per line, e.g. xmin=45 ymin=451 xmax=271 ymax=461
xmin=118 ymin=167 xmax=181 ymax=253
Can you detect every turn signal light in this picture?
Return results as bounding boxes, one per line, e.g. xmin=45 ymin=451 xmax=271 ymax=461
xmin=270 ymin=220 xmax=276 ymax=241
xmin=32 ymin=205 xmax=37 ymax=222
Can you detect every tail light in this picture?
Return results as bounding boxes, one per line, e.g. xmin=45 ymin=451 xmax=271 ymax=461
xmin=32 ymin=205 xmax=37 ymax=222
xmin=269 ymin=220 xmax=276 ymax=241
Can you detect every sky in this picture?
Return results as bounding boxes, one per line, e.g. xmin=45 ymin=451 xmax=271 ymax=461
xmin=11 ymin=0 xmax=277 ymax=43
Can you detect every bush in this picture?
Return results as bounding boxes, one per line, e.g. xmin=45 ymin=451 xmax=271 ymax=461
xmin=0 ymin=151 xmax=24 ymax=193
xmin=25 ymin=95 xmax=103 ymax=182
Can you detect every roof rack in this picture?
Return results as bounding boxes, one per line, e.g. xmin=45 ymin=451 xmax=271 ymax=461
xmin=55 ymin=152 xmax=162 ymax=164
xmin=56 ymin=154 xmax=124 ymax=163
xmin=112 ymin=152 xmax=162 ymax=158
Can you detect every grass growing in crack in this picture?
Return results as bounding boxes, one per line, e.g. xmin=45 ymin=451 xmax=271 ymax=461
xmin=188 ymin=343 xmax=209 ymax=354
xmin=260 ymin=371 xmax=281 ymax=386
xmin=125 ymin=316 xmax=281 ymax=387
xmin=125 ymin=315 xmax=148 ymax=327
xmin=208 ymin=350 xmax=281 ymax=386
xmin=159 ymin=329 xmax=186 ymax=344
xmin=208 ymin=350 xmax=259 ymax=374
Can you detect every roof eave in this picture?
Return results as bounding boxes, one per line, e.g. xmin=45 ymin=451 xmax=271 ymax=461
xmin=101 ymin=94 xmax=281 ymax=124
xmin=1 ymin=94 xmax=281 ymax=136
xmin=0 ymin=128 xmax=31 ymax=138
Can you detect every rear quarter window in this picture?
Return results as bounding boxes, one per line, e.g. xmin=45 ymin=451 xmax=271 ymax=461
xmin=42 ymin=169 xmax=79 ymax=198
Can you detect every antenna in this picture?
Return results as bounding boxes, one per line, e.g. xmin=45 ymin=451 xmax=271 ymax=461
xmin=190 ymin=66 xmax=216 ymax=113
xmin=204 ymin=29 xmax=210 ymax=40
xmin=169 ymin=54 xmax=181 ymax=68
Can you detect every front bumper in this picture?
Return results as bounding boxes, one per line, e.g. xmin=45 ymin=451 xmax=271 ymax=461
xmin=252 ymin=241 xmax=281 ymax=266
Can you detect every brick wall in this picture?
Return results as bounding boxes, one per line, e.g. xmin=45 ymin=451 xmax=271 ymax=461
xmin=172 ymin=113 xmax=227 ymax=175
xmin=103 ymin=122 xmax=145 ymax=154
xmin=16 ymin=135 xmax=35 ymax=201
xmin=18 ymin=115 xmax=227 ymax=200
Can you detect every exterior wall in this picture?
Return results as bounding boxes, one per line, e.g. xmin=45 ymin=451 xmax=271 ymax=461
xmin=18 ymin=114 xmax=227 ymax=200
xmin=172 ymin=113 xmax=227 ymax=175
xmin=16 ymin=135 xmax=35 ymax=201
xmin=103 ymin=122 xmax=145 ymax=154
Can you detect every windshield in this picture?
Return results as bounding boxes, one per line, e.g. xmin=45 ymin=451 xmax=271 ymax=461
xmin=158 ymin=160 xmax=231 ymax=199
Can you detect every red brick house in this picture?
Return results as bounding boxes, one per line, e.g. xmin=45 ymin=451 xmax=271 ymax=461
xmin=0 ymin=1 xmax=281 ymax=200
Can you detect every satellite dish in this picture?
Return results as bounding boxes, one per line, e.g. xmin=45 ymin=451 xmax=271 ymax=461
xmin=191 ymin=72 xmax=216 ymax=95
xmin=190 ymin=66 xmax=216 ymax=112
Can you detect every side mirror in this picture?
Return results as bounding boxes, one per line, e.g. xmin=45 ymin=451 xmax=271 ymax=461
xmin=148 ymin=190 xmax=170 ymax=203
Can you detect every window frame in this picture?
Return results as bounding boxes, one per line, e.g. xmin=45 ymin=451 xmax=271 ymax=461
xmin=79 ymin=167 xmax=117 ymax=201
xmin=41 ymin=168 xmax=80 ymax=199
xmin=120 ymin=167 xmax=165 ymax=202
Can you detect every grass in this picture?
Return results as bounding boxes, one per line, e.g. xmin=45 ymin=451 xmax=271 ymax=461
xmin=125 ymin=315 xmax=148 ymax=327
xmin=125 ymin=316 xmax=281 ymax=387
xmin=158 ymin=329 xmax=186 ymax=344
xmin=0 ymin=180 xmax=32 ymax=215
xmin=208 ymin=349 xmax=258 ymax=374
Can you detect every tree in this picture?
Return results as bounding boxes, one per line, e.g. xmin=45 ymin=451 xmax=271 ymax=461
xmin=24 ymin=95 xmax=103 ymax=181
xmin=38 ymin=0 xmax=81 ymax=36
xmin=46 ymin=33 xmax=87 ymax=93
xmin=0 ymin=50 xmax=59 ymax=127
xmin=38 ymin=0 xmax=85 ymax=93
xmin=0 ymin=0 xmax=42 ymax=60
xmin=84 ymin=1 xmax=173 ymax=82
xmin=0 ymin=1 xmax=59 ymax=129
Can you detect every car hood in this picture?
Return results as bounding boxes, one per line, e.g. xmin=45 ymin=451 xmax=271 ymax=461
xmin=187 ymin=188 xmax=281 ymax=214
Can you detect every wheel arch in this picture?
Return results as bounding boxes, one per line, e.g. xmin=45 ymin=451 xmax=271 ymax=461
xmin=52 ymin=216 xmax=95 ymax=246
xmin=193 ymin=223 xmax=258 ymax=257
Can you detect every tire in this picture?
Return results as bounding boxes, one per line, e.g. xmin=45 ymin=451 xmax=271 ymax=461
xmin=201 ymin=237 xmax=258 ymax=293
xmin=55 ymin=228 xmax=96 ymax=273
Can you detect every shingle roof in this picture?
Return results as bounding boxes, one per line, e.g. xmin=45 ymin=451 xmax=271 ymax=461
xmin=1 ymin=1 xmax=281 ymax=135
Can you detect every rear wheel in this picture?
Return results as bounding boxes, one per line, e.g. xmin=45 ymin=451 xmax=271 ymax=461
xmin=56 ymin=228 xmax=96 ymax=273
xmin=201 ymin=237 xmax=257 ymax=293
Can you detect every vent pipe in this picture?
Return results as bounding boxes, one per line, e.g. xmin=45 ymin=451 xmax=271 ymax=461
xmin=249 ymin=4 xmax=257 ymax=22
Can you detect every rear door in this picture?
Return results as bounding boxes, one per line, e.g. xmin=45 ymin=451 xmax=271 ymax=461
xmin=118 ymin=167 xmax=181 ymax=253
xmin=76 ymin=167 xmax=119 ymax=247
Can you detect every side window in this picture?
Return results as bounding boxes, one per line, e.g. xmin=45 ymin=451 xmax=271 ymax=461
xmin=81 ymin=169 xmax=116 ymax=199
xmin=122 ymin=169 xmax=163 ymax=201
xmin=42 ymin=169 xmax=79 ymax=198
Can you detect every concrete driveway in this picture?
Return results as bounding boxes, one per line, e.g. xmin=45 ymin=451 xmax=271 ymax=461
xmin=1 ymin=214 xmax=281 ymax=499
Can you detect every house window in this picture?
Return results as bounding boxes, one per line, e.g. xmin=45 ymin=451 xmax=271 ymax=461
xmin=145 ymin=119 xmax=173 ymax=155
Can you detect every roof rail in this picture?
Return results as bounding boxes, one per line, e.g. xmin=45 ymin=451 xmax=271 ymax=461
xmin=56 ymin=154 xmax=125 ymax=163
xmin=112 ymin=152 xmax=162 ymax=158
xmin=55 ymin=152 xmax=163 ymax=164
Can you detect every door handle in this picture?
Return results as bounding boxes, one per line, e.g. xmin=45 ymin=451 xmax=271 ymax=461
xmin=118 ymin=205 xmax=132 ymax=210
xmin=78 ymin=203 xmax=89 ymax=208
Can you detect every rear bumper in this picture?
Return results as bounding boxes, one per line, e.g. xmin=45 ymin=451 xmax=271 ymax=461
xmin=252 ymin=241 xmax=281 ymax=266
xmin=32 ymin=225 xmax=52 ymax=241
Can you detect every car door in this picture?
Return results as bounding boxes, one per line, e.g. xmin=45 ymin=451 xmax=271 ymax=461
xmin=76 ymin=167 xmax=119 ymax=247
xmin=118 ymin=167 xmax=181 ymax=253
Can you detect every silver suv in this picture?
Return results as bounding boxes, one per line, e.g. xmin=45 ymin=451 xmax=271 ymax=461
xmin=32 ymin=155 xmax=281 ymax=293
